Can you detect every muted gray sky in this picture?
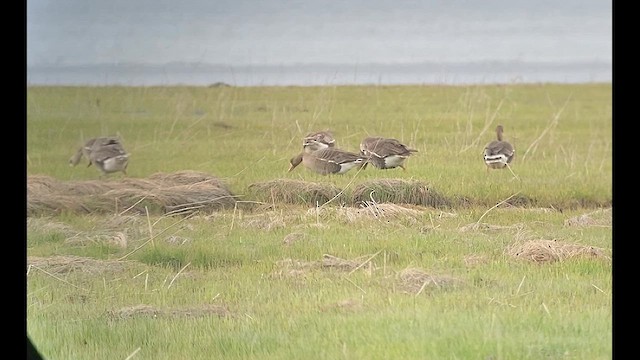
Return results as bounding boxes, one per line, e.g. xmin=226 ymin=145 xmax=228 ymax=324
xmin=27 ymin=0 xmax=612 ymax=67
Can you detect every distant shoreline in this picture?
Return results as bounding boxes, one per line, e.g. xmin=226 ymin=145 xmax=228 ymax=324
xmin=27 ymin=61 xmax=612 ymax=87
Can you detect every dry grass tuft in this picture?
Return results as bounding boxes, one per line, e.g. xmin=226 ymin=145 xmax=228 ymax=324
xmin=322 ymin=254 xmax=361 ymax=270
xmin=27 ymin=217 xmax=77 ymax=236
xmin=351 ymin=179 xmax=451 ymax=208
xmin=27 ymin=175 xmax=71 ymax=194
xmin=27 ymin=171 xmax=237 ymax=216
xmin=564 ymin=208 xmax=612 ymax=227
xmin=271 ymin=258 xmax=319 ymax=279
xmin=273 ymin=253 xmax=379 ymax=274
xmin=27 ymin=255 xmax=135 ymax=274
xmin=275 ymin=258 xmax=320 ymax=270
xmin=65 ymin=231 xmax=129 ymax=248
xmin=397 ymin=267 xmax=461 ymax=294
xmin=305 ymin=202 xmax=423 ymax=225
xmin=147 ymin=170 xmax=230 ymax=188
xmin=463 ymin=254 xmax=489 ymax=267
xmin=239 ymin=212 xmax=288 ymax=230
xmin=506 ymin=239 xmax=611 ymax=264
xmin=322 ymin=253 xmax=379 ymax=272
xmin=459 ymin=222 xmax=524 ymax=232
xmin=166 ymin=235 xmax=192 ymax=245
xmin=320 ymin=298 xmax=363 ymax=312
xmin=283 ymin=232 xmax=307 ymax=246
xmin=503 ymin=194 xmax=536 ymax=207
xmin=248 ymin=179 xmax=343 ymax=205
xmin=106 ymin=304 xmax=231 ymax=320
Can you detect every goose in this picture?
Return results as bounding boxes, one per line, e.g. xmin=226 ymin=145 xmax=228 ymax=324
xmin=88 ymin=141 xmax=130 ymax=177
xmin=302 ymin=130 xmax=336 ymax=153
xmin=288 ymin=147 xmax=365 ymax=175
xmin=483 ymin=125 xmax=515 ymax=170
xmin=359 ymin=136 xmax=418 ymax=170
xmin=69 ymin=136 xmax=123 ymax=167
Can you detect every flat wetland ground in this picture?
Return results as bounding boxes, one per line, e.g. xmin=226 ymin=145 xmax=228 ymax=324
xmin=27 ymin=83 xmax=612 ymax=359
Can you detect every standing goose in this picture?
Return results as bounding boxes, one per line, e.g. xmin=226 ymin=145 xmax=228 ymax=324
xmin=483 ymin=125 xmax=515 ymax=170
xmin=69 ymin=136 xmax=123 ymax=167
xmin=289 ymin=147 xmax=365 ymax=175
xmin=359 ymin=136 xmax=418 ymax=170
xmin=302 ymin=130 xmax=336 ymax=153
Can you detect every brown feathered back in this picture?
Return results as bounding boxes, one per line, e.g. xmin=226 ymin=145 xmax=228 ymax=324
xmin=359 ymin=136 xmax=417 ymax=170
xmin=289 ymin=148 xmax=364 ymax=175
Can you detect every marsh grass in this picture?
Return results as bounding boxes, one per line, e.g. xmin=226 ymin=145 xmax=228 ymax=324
xmin=27 ymin=84 xmax=611 ymax=359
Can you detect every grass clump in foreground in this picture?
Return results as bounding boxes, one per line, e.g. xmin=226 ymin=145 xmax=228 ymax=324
xmin=27 ymin=83 xmax=611 ymax=359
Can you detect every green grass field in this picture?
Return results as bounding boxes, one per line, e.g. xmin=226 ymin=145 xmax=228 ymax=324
xmin=27 ymin=83 xmax=612 ymax=359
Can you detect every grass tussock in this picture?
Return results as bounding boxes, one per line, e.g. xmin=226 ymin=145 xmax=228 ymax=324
xmin=506 ymin=240 xmax=611 ymax=264
xmin=248 ymin=179 xmax=343 ymax=205
xmin=27 ymin=171 xmax=237 ymax=216
xmin=351 ymin=179 xmax=451 ymax=208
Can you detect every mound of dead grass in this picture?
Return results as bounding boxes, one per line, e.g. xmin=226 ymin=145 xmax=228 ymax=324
xmin=351 ymin=179 xmax=451 ymax=208
xmin=506 ymin=239 xmax=611 ymax=264
xmin=248 ymin=179 xmax=344 ymax=205
xmin=27 ymin=171 xmax=237 ymax=216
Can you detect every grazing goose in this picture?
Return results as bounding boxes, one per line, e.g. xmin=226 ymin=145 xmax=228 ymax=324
xmin=88 ymin=141 xmax=130 ymax=177
xmin=69 ymin=136 xmax=123 ymax=167
xmin=483 ymin=125 xmax=515 ymax=170
xmin=289 ymin=147 xmax=365 ymax=175
xmin=359 ymin=136 xmax=418 ymax=170
xmin=302 ymin=130 xmax=336 ymax=153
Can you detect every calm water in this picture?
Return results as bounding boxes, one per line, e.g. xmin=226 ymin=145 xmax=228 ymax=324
xmin=27 ymin=61 xmax=611 ymax=87
xmin=27 ymin=0 xmax=611 ymax=86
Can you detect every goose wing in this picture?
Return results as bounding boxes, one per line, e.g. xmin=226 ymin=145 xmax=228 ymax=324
xmin=361 ymin=137 xmax=416 ymax=157
xmin=90 ymin=143 xmax=129 ymax=163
